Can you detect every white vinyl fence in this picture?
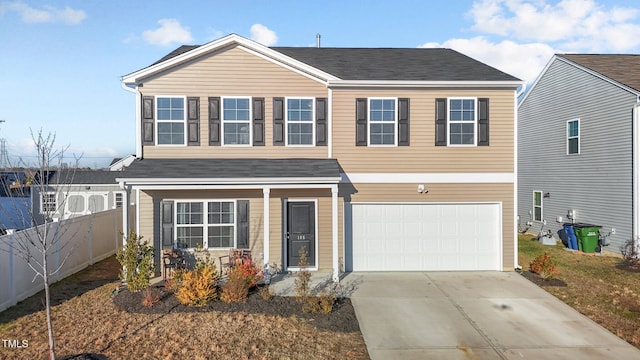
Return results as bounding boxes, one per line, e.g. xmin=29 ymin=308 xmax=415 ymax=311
xmin=0 ymin=208 xmax=123 ymax=312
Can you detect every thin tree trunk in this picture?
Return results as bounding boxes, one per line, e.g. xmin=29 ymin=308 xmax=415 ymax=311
xmin=43 ymin=246 xmax=56 ymax=360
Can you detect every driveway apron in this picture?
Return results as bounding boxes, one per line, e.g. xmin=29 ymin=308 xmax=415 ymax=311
xmin=346 ymin=272 xmax=640 ymax=360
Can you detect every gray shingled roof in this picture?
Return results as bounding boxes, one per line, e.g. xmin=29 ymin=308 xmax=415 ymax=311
xmin=559 ymin=54 xmax=640 ymax=93
xmin=272 ymin=47 xmax=519 ymax=81
xmin=121 ymin=158 xmax=341 ymax=179
xmin=150 ymin=44 xmax=519 ymax=82
xmin=52 ymin=170 xmax=119 ymax=185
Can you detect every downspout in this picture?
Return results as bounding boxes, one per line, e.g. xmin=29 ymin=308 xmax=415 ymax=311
xmin=120 ymin=81 xmax=142 ymax=158
xmin=514 ymin=83 xmax=527 ymax=270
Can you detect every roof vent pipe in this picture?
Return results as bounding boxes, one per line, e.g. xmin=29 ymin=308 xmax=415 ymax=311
xmin=316 ymin=33 xmax=321 ymax=48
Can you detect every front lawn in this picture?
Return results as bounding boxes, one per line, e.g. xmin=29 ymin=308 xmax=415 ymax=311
xmin=0 ymin=256 xmax=369 ymax=359
xmin=518 ymin=233 xmax=640 ymax=349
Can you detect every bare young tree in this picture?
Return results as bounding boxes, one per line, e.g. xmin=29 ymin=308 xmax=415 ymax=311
xmin=0 ymin=129 xmax=82 ymax=360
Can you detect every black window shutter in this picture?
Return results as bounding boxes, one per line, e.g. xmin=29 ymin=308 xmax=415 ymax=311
xmin=398 ymin=98 xmax=410 ymax=146
xmin=142 ymin=96 xmax=154 ymax=145
xmin=253 ymin=97 xmax=265 ymax=146
xmin=208 ymin=97 xmax=221 ymax=146
xmin=477 ymin=98 xmax=489 ymax=146
xmin=187 ymin=97 xmax=200 ymax=146
xmin=236 ymin=200 xmax=250 ymax=249
xmin=435 ymin=98 xmax=447 ymax=146
xmin=273 ymin=97 xmax=285 ymax=146
xmin=355 ymin=98 xmax=367 ymax=146
xmin=316 ymin=98 xmax=328 ymax=146
xmin=160 ymin=200 xmax=174 ymax=249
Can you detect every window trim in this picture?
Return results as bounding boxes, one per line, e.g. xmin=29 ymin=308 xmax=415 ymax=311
xmin=40 ymin=192 xmax=57 ymax=214
xmin=174 ymin=199 xmax=238 ymax=250
xmin=367 ymin=97 xmax=398 ymax=146
xmin=221 ymin=96 xmax=253 ymax=146
xmin=285 ymin=97 xmax=316 ymax=146
xmin=567 ymin=118 xmax=580 ymax=155
xmin=533 ymin=190 xmax=543 ymax=222
xmin=447 ymin=97 xmax=478 ymax=147
xmin=155 ymin=95 xmax=187 ymax=146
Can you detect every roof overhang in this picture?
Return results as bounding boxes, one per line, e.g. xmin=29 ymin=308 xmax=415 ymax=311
xmin=122 ymin=34 xmax=340 ymax=85
xmin=328 ymin=80 xmax=524 ymax=89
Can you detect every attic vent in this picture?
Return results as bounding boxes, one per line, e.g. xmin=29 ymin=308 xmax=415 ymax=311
xmin=316 ymin=33 xmax=321 ymax=48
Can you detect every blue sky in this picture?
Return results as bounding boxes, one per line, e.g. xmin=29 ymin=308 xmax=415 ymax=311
xmin=1 ymin=0 xmax=640 ymax=168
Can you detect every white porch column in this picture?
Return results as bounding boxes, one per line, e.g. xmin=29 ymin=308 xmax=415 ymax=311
xmin=121 ymin=183 xmax=131 ymax=247
xmin=332 ymin=185 xmax=339 ymax=282
xmin=263 ymin=187 xmax=270 ymax=269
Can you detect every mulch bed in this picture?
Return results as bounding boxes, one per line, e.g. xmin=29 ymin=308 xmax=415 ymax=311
xmin=520 ymin=271 xmax=567 ymax=287
xmin=113 ymin=285 xmax=361 ymax=333
xmin=615 ymin=261 xmax=640 ymax=273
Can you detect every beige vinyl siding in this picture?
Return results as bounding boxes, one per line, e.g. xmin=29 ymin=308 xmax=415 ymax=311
xmin=140 ymin=46 xmax=328 ymax=159
xmin=271 ymin=189 xmax=342 ymax=271
xmin=332 ymin=89 xmax=515 ymax=173
xmin=137 ymin=188 xmax=341 ymax=272
xmin=348 ymin=182 xmax=514 ymax=271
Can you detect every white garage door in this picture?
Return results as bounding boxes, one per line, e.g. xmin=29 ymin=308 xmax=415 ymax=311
xmin=350 ymin=203 xmax=501 ymax=271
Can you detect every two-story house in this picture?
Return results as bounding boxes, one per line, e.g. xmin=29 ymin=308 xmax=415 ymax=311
xmin=119 ymin=34 xmax=522 ymax=280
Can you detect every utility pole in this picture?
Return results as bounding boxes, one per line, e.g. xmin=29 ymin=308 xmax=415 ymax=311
xmin=0 ymin=120 xmax=8 ymax=169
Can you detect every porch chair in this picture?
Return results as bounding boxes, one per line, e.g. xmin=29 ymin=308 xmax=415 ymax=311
xmin=218 ymin=248 xmax=252 ymax=274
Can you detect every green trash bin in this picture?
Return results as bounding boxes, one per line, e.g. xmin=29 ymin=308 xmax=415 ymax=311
xmin=573 ymin=223 xmax=602 ymax=253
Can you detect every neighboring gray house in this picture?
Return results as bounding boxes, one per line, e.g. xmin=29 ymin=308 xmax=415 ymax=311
xmin=31 ymin=170 xmax=128 ymax=225
xmin=518 ymin=54 xmax=640 ymax=254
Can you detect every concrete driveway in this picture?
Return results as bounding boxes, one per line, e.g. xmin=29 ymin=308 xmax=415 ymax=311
xmin=344 ymin=272 xmax=640 ymax=360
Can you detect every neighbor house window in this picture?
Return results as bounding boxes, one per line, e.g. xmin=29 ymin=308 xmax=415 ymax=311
xmin=176 ymin=200 xmax=235 ymax=249
xmin=533 ymin=191 xmax=543 ymax=222
xmin=567 ymin=119 xmax=580 ymax=155
xmin=286 ymin=98 xmax=314 ymax=145
xmin=156 ymin=96 xmax=186 ymax=145
xmin=448 ymin=98 xmax=477 ymax=145
xmin=222 ymin=97 xmax=251 ymax=145
xmin=41 ymin=192 xmax=57 ymax=213
xmin=114 ymin=192 xmax=124 ymax=209
xmin=369 ymin=98 xmax=397 ymax=145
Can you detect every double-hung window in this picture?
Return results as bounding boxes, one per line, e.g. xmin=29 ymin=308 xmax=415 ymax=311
xmin=369 ymin=98 xmax=397 ymax=145
xmin=286 ymin=98 xmax=314 ymax=145
xmin=156 ymin=97 xmax=186 ymax=145
xmin=448 ymin=98 xmax=477 ymax=145
xmin=222 ymin=97 xmax=251 ymax=145
xmin=567 ymin=119 xmax=580 ymax=155
xmin=175 ymin=200 xmax=235 ymax=249
xmin=533 ymin=191 xmax=543 ymax=222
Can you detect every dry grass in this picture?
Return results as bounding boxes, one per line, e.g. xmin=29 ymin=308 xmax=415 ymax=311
xmin=519 ymin=233 xmax=640 ymax=349
xmin=0 ymin=256 xmax=369 ymax=359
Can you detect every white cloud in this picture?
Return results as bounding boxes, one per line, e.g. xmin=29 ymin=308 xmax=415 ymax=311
xmin=468 ymin=0 xmax=640 ymax=51
xmin=142 ymin=19 xmax=193 ymax=46
xmin=250 ymin=23 xmax=278 ymax=46
xmin=0 ymin=1 xmax=86 ymax=25
xmin=420 ymin=37 xmax=555 ymax=84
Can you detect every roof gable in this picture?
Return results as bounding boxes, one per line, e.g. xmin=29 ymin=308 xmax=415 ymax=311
xmin=558 ymin=54 xmax=640 ymax=93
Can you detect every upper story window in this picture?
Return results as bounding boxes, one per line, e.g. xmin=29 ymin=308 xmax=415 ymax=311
xmin=448 ymin=98 xmax=477 ymax=146
xmin=567 ymin=119 xmax=580 ymax=155
xmin=369 ymin=98 xmax=397 ymax=145
xmin=222 ymin=97 xmax=251 ymax=145
xmin=286 ymin=98 xmax=314 ymax=145
xmin=156 ymin=97 xmax=186 ymax=145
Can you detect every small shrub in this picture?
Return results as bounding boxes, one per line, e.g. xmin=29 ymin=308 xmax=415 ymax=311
xmin=303 ymin=289 xmax=336 ymax=314
xmin=529 ymin=252 xmax=560 ymax=280
xmin=258 ymin=285 xmax=273 ymax=301
xmin=176 ymin=258 xmax=219 ymax=307
xmin=294 ymin=248 xmax=312 ymax=304
xmin=220 ymin=259 xmax=264 ymax=303
xmin=141 ymin=288 xmax=160 ymax=307
xmin=164 ymin=267 xmax=186 ymax=293
xmin=116 ymin=230 xmax=154 ymax=292
xmin=620 ymin=238 xmax=640 ymax=265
